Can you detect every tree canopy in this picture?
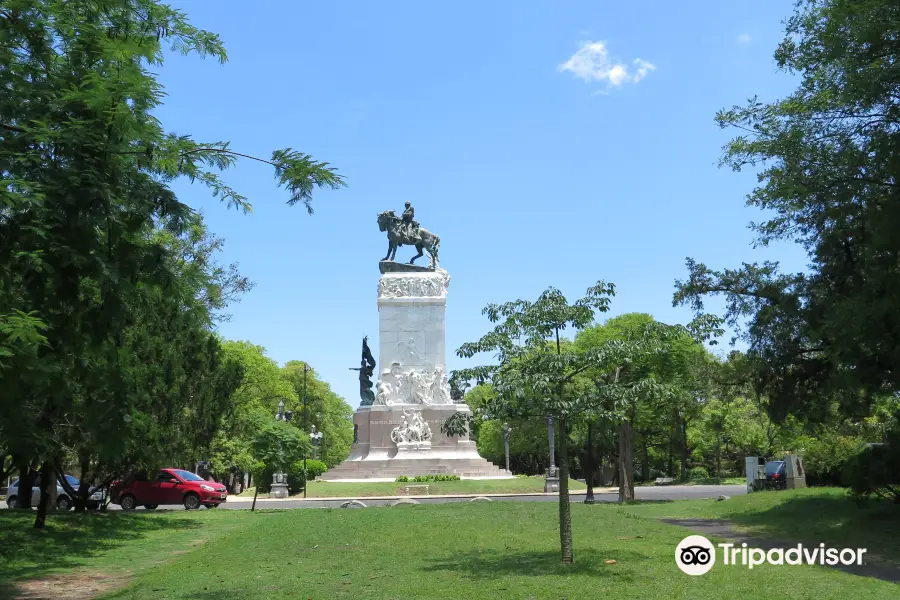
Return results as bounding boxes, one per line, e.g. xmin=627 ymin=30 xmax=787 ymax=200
xmin=446 ymin=285 xmax=717 ymax=563
xmin=674 ymin=0 xmax=900 ymax=423
xmin=0 ymin=0 xmax=346 ymax=526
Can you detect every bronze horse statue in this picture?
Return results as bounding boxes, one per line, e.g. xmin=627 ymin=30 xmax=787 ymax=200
xmin=377 ymin=210 xmax=440 ymax=268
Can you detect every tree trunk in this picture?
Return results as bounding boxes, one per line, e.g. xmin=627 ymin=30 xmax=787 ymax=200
xmin=680 ymin=417 xmax=689 ymax=480
xmin=16 ymin=462 xmax=34 ymax=509
xmin=667 ymin=436 xmax=674 ymax=478
xmin=641 ymin=440 xmax=650 ymax=482
xmin=47 ymin=467 xmax=58 ymax=513
xmin=618 ymin=421 xmax=634 ymax=502
xmin=715 ymin=436 xmax=722 ymax=481
xmin=33 ymin=462 xmax=53 ymax=529
xmin=557 ymin=417 xmax=574 ymax=563
xmin=612 ymin=457 xmax=620 ymax=487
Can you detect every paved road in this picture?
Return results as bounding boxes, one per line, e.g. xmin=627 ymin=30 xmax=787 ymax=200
xmin=219 ymin=484 xmax=746 ymax=510
xmin=2 ymin=485 xmax=745 ymax=511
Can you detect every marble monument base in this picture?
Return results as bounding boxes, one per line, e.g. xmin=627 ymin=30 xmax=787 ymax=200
xmin=320 ymin=404 xmax=510 ymax=481
xmin=397 ymin=441 xmax=433 ymax=453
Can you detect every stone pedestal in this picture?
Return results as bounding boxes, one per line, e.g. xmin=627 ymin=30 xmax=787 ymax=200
xmin=784 ymin=454 xmax=807 ymax=490
xmin=321 ymin=403 xmax=508 ymax=480
xmin=544 ymin=467 xmax=560 ymax=493
xmin=321 ymin=265 xmax=509 ymax=481
xmin=270 ymin=479 xmax=289 ymax=499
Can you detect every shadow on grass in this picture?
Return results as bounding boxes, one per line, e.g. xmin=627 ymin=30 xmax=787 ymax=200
xmin=179 ymin=592 xmax=282 ymax=600
xmin=720 ymin=493 xmax=900 ymax=563
xmin=0 ymin=510 xmax=204 ymax=589
xmin=105 ymin=592 xmax=259 ymax=600
xmin=422 ymin=548 xmax=644 ymax=581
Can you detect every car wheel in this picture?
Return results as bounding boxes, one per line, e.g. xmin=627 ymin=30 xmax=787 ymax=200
xmin=120 ymin=494 xmax=137 ymax=511
xmin=204 ymin=503 xmax=218 ymax=509
xmin=56 ymin=496 xmax=72 ymax=511
xmin=6 ymin=495 xmax=16 ymax=509
xmin=143 ymin=504 xmax=158 ymax=510
xmin=183 ymin=493 xmax=200 ymax=510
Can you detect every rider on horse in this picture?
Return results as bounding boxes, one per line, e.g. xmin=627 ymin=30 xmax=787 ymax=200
xmin=401 ymin=201 xmax=420 ymax=241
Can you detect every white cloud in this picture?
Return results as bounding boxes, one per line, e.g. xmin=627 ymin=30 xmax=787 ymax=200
xmin=632 ymin=59 xmax=656 ymax=83
xmin=558 ymin=41 xmax=655 ymax=89
xmin=737 ymin=33 xmax=752 ymax=43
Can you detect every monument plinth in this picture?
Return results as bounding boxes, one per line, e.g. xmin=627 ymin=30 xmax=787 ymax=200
xmin=321 ymin=233 xmax=509 ymax=480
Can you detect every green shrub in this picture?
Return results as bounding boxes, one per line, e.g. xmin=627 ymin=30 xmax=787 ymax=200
xmin=843 ymin=443 xmax=900 ymax=503
xmin=688 ymin=466 xmax=709 ymax=481
xmin=295 ymin=459 xmax=328 ymax=479
xmin=799 ymin=435 xmax=865 ymax=486
xmin=395 ymin=476 xmax=409 ymax=482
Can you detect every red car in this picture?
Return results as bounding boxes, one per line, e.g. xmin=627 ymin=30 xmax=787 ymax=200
xmin=111 ymin=468 xmax=227 ymax=510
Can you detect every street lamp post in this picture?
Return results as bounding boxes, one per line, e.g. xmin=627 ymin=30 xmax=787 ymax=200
xmin=270 ymin=399 xmax=290 ymax=499
xmin=544 ymin=416 xmax=560 ymax=493
xmin=310 ymin=426 xmax=323 ymax=460
xmin=584 ymin=421 xmax=595 ymax=504
xmin=502 ymin=423 xmax=512 ymax=474
xmin=302 ymin=364 xmax=311 ymax=498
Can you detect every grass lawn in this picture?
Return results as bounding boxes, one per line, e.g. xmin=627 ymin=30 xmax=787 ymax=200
xmin=622 ymin=486 xmax=900 ymax=565
xmin=237 ymin=476 xmax=589 ymax=498
xmin=1 ymin=489 xmax=897 ymax=599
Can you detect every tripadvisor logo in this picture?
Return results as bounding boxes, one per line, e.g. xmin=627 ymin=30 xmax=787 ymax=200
xmin=675 ymin=535 xmax=868 ymax=575
xmin=676 ymin=535 xmax=716 ymax=575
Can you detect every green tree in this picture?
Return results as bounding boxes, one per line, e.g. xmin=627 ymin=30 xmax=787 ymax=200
xmin=444 ymin=284 xmax=711 ymax=562
xmin=250 ymin=421 xmax=310 ymax=490
xmin=281 ymin=361 xmax=353 ymax=468
xmin=674 ymin=0 xmax=900 ymax=423
xmin=575 ymin=313 xmax=716 ymax=496
xmin=0 ymin=0 xmax=344 ymax=527
xmin=471 ymin=383 xmax=555 ymax=474
xmin=208 ymin=341 xmax=296 ymax=486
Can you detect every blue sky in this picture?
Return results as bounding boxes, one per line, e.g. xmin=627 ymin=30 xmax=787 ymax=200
xmin=157 ymin=1 xmax=808 ymax=409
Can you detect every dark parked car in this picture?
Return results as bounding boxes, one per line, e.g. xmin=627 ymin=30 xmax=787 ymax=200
xmin=764 ymin=460 xmax=787 ymax=489
xmin=5 ymin=474 xmax=105 ymax=510
xmin=110 ymin=468 xmax=227 ymax=510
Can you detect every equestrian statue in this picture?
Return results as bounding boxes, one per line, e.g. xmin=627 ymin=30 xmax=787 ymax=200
xmin=377 ymin=201 xmax=440 ymax=268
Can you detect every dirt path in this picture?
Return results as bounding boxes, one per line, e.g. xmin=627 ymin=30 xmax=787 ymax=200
xmin=6 ymin=571 xmax=131 ymax=600
xmin=662 ymin=518 xmax=900 ymax=584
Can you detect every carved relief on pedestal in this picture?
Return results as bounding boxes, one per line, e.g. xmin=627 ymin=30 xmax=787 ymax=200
xmin=390 ymin=409 xmax=433 ymax=447
xmin=374 ymin=362 xmax=404 ymax=405
xmin=373 ymin=362 xmax=453 ymax=406
xmin=431 ymin=366 xmax=451 ymax=404
xmin=378 ymin=269 xmax=451 ymax=299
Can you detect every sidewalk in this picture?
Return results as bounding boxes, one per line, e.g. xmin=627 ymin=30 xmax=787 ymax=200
xmin=226 ymin=487 xmax=619 ymax=503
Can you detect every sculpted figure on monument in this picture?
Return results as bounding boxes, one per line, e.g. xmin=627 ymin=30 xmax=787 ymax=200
xmin=374 ymin=380 xmax=393 ymax=405
xmin=374 ymin=362 xmax=404 ymax=405
xmin=431 ymin=366 xmax=451 ymax=404
xmin=401 ymin=201 xmax=416 ymax=238
xmin=406 ymin=369 xmax=433 ymax=404
xmin=377 ymin=203 xmax=441 ymax=268
xmin=411 ymin=410 xmax=433 ymax=442
xmin=390 ymin=414 xmax=410 ymax=444
xmin=350 ymin=336 xmax=377 ymax=406
xmin=390 ymin=409 xmax=432 ymax=445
